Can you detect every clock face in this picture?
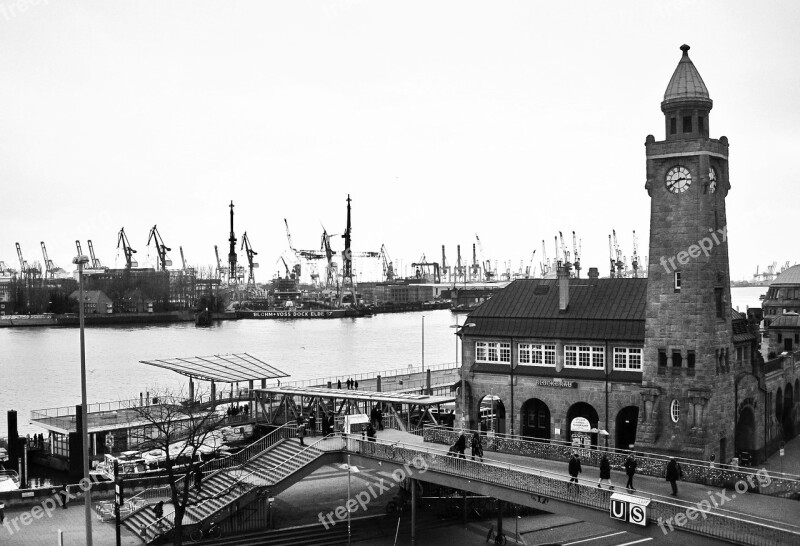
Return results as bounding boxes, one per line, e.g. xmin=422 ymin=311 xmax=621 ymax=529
xmin=665 ymin=166 xmax=692 ymax=194
xmin=708 ymin=167 xmax=718 ymax=194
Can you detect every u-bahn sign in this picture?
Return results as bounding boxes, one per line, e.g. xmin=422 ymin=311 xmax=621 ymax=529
xmin=610 ymin=493 xmax=650 ymax=526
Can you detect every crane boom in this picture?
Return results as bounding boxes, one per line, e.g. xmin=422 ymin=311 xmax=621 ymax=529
xmin=76 ymin=240 xmax=83 ymax=258
xmin=147 ymin=225 xmax=172 ymax=271
xmin=40 ymin=241 xmax=56 ymax=278
xmin=240 ymin=232 xmax=259 ymax=287
xmin=87 ymin=240 xmax=102 ymax=268
xmin=117 ymin=227 xmax=138 ymax=268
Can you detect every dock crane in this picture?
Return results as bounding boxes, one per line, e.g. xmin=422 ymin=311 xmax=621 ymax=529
xmin=380 ymin=244 xmax=395 ymax=282
xmin=609 ymin=230 xmax=624 ymax=277
xmin=75 ymin=240 xmax=84 ymax=261
xmin=40 ymin=241 xmax=58 ymax=279
xmin=240 ymin=232 xmax=259 ymax=287
xmin=475 ymin=234 xmax=495 ymax=281
xmin=179 ymin=247 xmax=186 ymax=271
xmin=320 ymin=225 xmax=339 ymax=291
xmin=470 ymin=243 xmax=481 ymax=281
xmin=572 ymin=231 xmax=581 ymax=278
xmin=455 ymin=245 xmax=465 ymax=285
xmin=214 ymin=245 xmax=227 ymax=282
xmin=558 ymin=232 xmax=572 ymax=273
xmin=526 ymin=250 xmax=537 ymax=278
xmin=441 ymin=245 xmax=450 ymax=282
xmin=117 ymin=228 xmax=138 ymax=268
xmin=631 ymin=230 xmax=640 ymax=278
xmin=147 ymin=225 xmax=172 ymax=271
xmin=87 ymin=240 xmax=103 ymax=268
xmin=0 ymin=261 xmax=14 ymax=276
xmin=411 ymin=255 xmax=441 ymax=284
xmin=540 ymin=240 xmax=549 ymax=277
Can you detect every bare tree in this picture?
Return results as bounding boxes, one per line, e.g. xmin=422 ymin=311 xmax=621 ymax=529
xmin=125 ymin=386 xmax=227 ymax=545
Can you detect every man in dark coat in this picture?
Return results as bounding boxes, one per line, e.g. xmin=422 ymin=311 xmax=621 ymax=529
xmin=598 ymin=454 xmax=613 ymax=490
xmin=471 ymin=431 xmax=484 ymax=462
xmin=624 ymin=453 xmax=638 ymax=491
xmin=194 ymin=465 xmax=203 ymax=492
xmin=453 ymin=434 xmax=467 ymax=459
xmin=337 ymin=379 xmax=342 ymax=390
xmin=568 ymin=453 xmax=582 ymax=484
xmin=308 ymin=414 xmax=316 ymax=437
xmin=665 ymin=458 xmax=681 ymax=496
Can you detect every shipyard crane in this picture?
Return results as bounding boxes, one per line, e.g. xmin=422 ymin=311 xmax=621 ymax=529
xmin=284 ymin=218 xmax=295 ymax=251
xmin=179 ymin=247 xmax=186 ymax=271
xmin=87 ymin=240 xmax=103 ymax=269
xmin=147 ymin=225 xmax=172 ymax=271
xmin=440 ymin=245 xmax=450 ymax=283
xmin=541 ymin=240 xmax=549 ymax=277
xmin=455 ymin=245 xmax=465 ymax=285
xmin=470 ymin=243 xmax=481 ymax=281
xmin=572 ymin=231 xmax=581 ymax=278
xmin=412 ymin=255 xmax=441 ymax=283
xmin=631 ymin=230 xmax=640 ymax=278
xmin=16 ymin=243 xmax=28 ymax=275
xmin=609 ymin=230 xmax=625 ymax=277
xmin=320 ymin=225 xmax=339 ymax=290
xmin=558 ymin=232 xmax=572 ymax=274
xmin=526 ymin=250 xmax=537 ymax=278
xmin=214 ymin=245 xmax=227 ymax=282
xmin=40 ymin=241 xmax=57 ymax=279
xmin=117 ymin=228 xmax=138 ymax=268
xmin=279 ymin=256 xmax=292 ymax=278
xmin=475 ymin=234 xmax=495 ymax=281
xmin=240 ymin=232 xmax=259 ymax=287
xmin=380 ymin=244 xmax=395 ymax=282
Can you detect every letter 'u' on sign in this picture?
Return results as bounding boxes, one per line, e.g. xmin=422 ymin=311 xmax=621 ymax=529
xmin=610 ymin=499 xmax=627 ymax=521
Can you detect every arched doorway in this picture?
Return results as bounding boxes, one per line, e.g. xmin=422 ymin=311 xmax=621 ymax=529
xmin=783 ymin=383 xmax=795 ymax=439
xmin=615 ymin=406 xmax=639 ymax=450
xmin=567 ymin=402 xmax=599 ymax=448
xmin=735 ymin=406 xmax=757 ymax=458
xmin=478 ymin=395 xmax=506 ymax=435
xmin=521 ymin=398 xmax=551 ymax=441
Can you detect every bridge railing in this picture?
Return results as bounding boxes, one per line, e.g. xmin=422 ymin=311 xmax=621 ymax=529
xmin=340 ymin=436 xmax=800 ymax=545
xmin=277 ymin=362 xmax=457 ymax=390
xmin=423 ymin=426 xmax=800 ymax=497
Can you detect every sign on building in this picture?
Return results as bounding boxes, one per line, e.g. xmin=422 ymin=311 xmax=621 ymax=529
xmin=610 ymin=493 xmax=650 ymax=526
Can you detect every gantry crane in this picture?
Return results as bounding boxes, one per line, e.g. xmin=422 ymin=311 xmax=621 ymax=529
xmin=441 ymin=245 xmax=450 ymax=282
xmin=380 ymin=244 xmax=395 ymax=282
xmin=470 ymin=244 xmax=481 ymax=281
xmin=631 ymin=230 xmax=640 ymax=278
xmin=87 ymin=240 xmax=103 ymax=269
xmin=526 ymin=250 xmax=537 ymax=278
xmin=412 ymin=255 xmax=441 ymax=284
xmin=214 ymin=245 xmax=227 ymax=282
xmin=240 ymin=232 xmax=259 ymax=287
xmin=40 ymin=241 xmax=58 ymax=279
xmin=609 ymin=230 xmax=624 ymax=277
xmin=320 ymin=225 xmax=339 ymax=291
xmin=147 ymin=225 xmax=172 ymax=272
xmin=117 ymin=228 xmax=138 ymax=268
xmin=475 ymin=234 xmax=495 ymax=281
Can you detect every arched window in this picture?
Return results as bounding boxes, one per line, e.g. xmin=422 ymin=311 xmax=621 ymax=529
xmin=670 ymin=399 xmax=680 ymax=423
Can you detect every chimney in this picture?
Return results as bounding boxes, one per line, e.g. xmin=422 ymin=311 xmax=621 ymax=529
xmin=558 ymin=265 xmax=570 ymax=312
xmin=588 ymin=267 xmax=599 ymax=279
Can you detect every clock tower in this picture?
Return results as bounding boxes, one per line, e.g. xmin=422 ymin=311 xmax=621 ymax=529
xmin=637 ymin=45 xmax=734 ymax=461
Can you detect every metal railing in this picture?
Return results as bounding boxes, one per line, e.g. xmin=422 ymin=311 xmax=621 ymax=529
xmin=278 ymin=362 xmax=457 ymax=390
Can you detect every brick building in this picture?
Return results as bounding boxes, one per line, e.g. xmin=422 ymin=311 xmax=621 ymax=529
xmin=458 ymin=45 xmax=800 ymax=463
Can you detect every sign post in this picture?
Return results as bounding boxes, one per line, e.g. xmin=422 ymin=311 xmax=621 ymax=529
xmin=114 ymin=460 xmax=122 ymax=546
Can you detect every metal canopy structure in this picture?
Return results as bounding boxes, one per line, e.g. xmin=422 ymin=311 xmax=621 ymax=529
xmin=139 ymin=353 xmax=288 ymax=383
xmin=253 ymin=385 xmax=457 ymax=432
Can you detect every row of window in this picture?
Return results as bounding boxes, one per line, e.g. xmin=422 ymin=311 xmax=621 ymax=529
xmin=475 ymin=342 xmax=642 ymax=371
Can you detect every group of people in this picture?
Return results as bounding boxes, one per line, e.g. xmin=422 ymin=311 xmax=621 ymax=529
xmin=27 ymin=433 xmax=46 ymax=449
xmin=567 ymin=451 xmax=683 ymax=496
xmin=369 ymin=406 xmax=384 ymax=431
xmin=297 ymin=413 xmax=338 ymax=445
xmin=226 ymin=403 xmax=249 ymax=417
xmin=336 ymin=378 xmax=359 ymax=390
xmin=447 ymin=432 xmax=484 ymax=462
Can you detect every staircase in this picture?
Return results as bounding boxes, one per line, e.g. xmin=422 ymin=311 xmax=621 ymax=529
xmin=120 ymin=438 xmax=325 ymax=543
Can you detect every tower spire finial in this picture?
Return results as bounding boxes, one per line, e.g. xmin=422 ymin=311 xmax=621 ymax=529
xmin=680 ymin=44 xmax=690 ymax=54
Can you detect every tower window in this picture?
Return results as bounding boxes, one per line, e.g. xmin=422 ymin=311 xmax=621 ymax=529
xmin=670 ymin=399 xmax=680 ymax=423
xmin=672 ymin=351 xmax=683 ymax=368
xmin=658 ymin=350 xmax=667 ymax=375
xmin=674 ymin=272 xmax=681 ymax=292
xmin=683 ymin=116 xmax=693 ymax=133
xmin=687 ymin=350 xmax=696 ymax=376
xmin=698 ymin=116 xmax=705 ymax=133
xmin=670 ymin=117 xmax=677 ymax=135
xmin=715 ymin=288 xmax=723 ymax=318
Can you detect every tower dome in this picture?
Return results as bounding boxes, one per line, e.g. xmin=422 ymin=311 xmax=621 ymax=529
xmin=662 ymin=45 xmax=712 ymax=108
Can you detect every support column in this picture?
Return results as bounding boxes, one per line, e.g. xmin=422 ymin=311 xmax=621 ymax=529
xmin=211 ymin=381 xmax=216 ymax=408
xmin=462 ymin=490 xmax=467 ymax=524
xmin=496 ymin=499 xmax=504 ymax=540
xmin=411 ymin=478 xmax=417 ymax=546
xmin=189 ymin=377 xmax=194 ymax=401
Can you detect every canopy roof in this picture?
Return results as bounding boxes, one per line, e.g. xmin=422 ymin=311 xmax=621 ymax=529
xmin=140 ymin=353 xmax=288 ymax=383
xmin=255 ymin=385 xmax=455 ymax=406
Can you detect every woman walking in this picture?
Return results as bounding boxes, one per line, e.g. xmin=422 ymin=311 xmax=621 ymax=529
xmin=665 ymin=458 xmax=681 ymax=496
xmin=471 ymin=431 xmax=484 ymax=462
xmin=598 ymin=454 xmax=614 ymax=490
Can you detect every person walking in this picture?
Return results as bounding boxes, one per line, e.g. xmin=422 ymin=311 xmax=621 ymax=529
xmin=153 ymin=500 xmax=164 ymax=520
xmin=454 ymin=433 xmax=467 ymax=459
xmin=328 ymin=414 xmax=335 ymax=435
xmin=308 ymin=414 xmax=316 ymax=437
xmin=665 ymin=458 xmax=682 ymax=496
xmin=624 ymin=453 xmax=638 ymax=491
xmin=298 ymin=416 xmax=306 ymax=446
xmin=354 ymin=380 xmax=358 ymax=390
xmin=598 ymin=454 xmax=614 ymax=490
xmin=337 ymin=379 xmax=342 ymax=390
xmin=194 ymin=464 xmax=203 ymax=492
xmin=471 ymin=431 xmax=484 ymax=462
xmin=568 ymin=452 xmax=582 ymax=484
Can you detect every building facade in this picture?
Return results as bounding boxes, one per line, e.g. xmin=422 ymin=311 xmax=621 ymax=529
xmin=459 ymin=45 xmax=800 ymax=463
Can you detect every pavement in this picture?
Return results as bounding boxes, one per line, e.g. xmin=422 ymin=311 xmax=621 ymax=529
xmin=3 ymin=430 xmax=798 ymax=545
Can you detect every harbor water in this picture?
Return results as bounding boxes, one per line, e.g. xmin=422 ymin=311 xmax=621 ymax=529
xmin=0 ymin=287 xmax=766 ymax=439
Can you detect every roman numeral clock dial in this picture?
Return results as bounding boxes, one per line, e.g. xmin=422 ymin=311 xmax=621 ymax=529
xmin=665 ymin=166 xmax=691 ymax=194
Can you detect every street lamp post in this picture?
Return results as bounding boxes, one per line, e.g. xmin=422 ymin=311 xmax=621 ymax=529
xmin=341 ymin=456 xmax=359 ymax=545
xmin=421 ymin=315 xmax=425 ymax=394
xmin=452 ymin=321 xmax=476 ymax=431
xmin=73 ymin=254 xmax=92 ymax=546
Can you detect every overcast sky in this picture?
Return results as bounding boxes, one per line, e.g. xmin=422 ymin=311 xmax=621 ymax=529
xmin=2 ymin=1 xmax=798 ymax=282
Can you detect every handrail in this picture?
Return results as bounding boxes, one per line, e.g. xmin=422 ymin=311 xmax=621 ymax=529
xmin=424 ymin=424 xmax=800 ymax=482
xmin=277 ymin=362 xmax=457 ymax=389
xmin=345 ymin=436 xmax=800 ymax=532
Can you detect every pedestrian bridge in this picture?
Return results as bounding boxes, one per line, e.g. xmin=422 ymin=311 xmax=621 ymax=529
xmin=117 ymin=428 xmax=800 ymax=545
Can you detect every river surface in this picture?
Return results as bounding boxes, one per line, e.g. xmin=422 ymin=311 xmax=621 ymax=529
xmin=0 ymin=287 xmax=767 ymax=438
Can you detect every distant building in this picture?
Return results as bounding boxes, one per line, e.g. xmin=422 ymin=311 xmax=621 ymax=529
xmin=69 ymin=289 xmax=113 ymax=314
xmin=761 ymin=265 xmax=800 ymax=329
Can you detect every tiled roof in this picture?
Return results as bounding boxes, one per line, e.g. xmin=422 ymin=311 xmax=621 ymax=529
xmin=772 ymin=265 xmax=800 ymax=286
xmin=770 ymin=314 xmax=800 ymax=328
xmin=663 ymin=45 xmax=711 ymax=103
xmin=467 ymin=278 xmax=647 ymax=342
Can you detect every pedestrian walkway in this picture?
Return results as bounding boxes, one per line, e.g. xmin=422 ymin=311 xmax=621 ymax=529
xmin=371 ymin=429 xmax=800 ymax=532
xmin=761 ymin=434 xmax=800 ymax=477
